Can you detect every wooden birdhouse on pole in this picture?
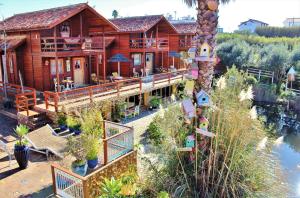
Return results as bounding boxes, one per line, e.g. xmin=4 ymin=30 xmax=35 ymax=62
xmin=196 ymin=42 xmax=211 ymax=62
xmin=196 ymin=90 xmax=210 ymax=107
xmin=199 ymin=117 xmax=209 ymax=130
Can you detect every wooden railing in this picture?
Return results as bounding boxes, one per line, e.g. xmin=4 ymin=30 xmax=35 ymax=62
xmin=51 ymin=121 xmax=136 ymax=198
xmin=0 ymin=81 xmax=36 ymax=114
xmin=246 ymin=67 xmax=275 ymax=83
xmin=179 ymin=39 xmax=195 ymax=48
xmin=41 ymin=36 xmax=104 ymax=52
xmin=129 ymin=38 xmax=169 ymax=49
xmin=43 ymin=70 xmax=187 ymax=112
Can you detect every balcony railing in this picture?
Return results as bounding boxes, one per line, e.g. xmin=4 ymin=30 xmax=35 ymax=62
xmin=129 ymin=38 xmax=169 ymax=49
xmin=43 ymin=70 xmax=187 ymax=112
xmin=41 ymin=36 xmax=104 ymax=52
xmin=179 ymin=39 xmax=196 ymax=49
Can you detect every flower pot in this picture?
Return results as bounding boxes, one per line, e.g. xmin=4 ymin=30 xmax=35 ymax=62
xmin=74 ymin=129 xmax=81 ymax=136
xmin=87 ymin=158 xmax=98 ymax=169
xmin=14 ymin=145 xmax=29 ymax=169
xmin=71 ymin=162 xmax=87 ymax=176
xmin=59 ymin=125 xmax=68 ymax=131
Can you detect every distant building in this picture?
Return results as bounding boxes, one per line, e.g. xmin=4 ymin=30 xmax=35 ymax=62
xmin=283 ymin=18 xmax=300 ymax=27
xmin=238 ymin=19 xmax=268 ymax=33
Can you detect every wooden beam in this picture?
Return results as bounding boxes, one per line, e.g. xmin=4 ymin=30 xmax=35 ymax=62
xmin=103 ymin=28 xmax=106 ymax=80
xmin=54 ymin=26 xmax=60 ymax=92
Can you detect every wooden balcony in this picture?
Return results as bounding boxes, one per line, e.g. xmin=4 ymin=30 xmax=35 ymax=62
xmin=40 ymin=69 xmax=187 ymax=113
xmin=51 ymin=121 xmax=136 ymax=198
xmin=41 ymin=36 xmax=104 ymax=52
xmin=129 ymin=38 xmax=169 ymax=50
xmin=179 ymin=39 xmax=195 ymax=49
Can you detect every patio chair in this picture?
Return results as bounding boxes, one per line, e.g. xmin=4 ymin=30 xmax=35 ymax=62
xmin=25 ymin=124 xmax=68 ymax=159
xmin=0 ymin=140 xmax=13 ymax=166
xmin=54 ymin=78 xmax=65 ymax=92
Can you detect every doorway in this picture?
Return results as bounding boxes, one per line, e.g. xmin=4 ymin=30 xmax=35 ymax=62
xmin=73 ymin=57 xmax=85 ymax=85
xmin=145 ymin=53 xmax=154 ymax=75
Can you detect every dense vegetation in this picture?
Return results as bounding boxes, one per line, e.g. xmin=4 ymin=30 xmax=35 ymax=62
xmin=140 ymin=69 xmax=286 ymax=197
xmin=216 ymin=33 xmax=300 ymax=87
xmin=255 ymin=26 xmax=300 ymax=38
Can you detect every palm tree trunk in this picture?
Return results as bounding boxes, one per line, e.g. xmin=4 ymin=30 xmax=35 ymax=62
xmin=196 ymin=0 xmax=218 ymax=92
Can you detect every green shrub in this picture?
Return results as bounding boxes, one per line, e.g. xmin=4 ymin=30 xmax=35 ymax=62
xmin=15 ymin=124 xmax=29 ymax=146
xmin=66 ymin=116 xmax=81 ymax=130
xmin=99 ymin=178 xmax=122 ymax=198
xmin=245 ymin=75 xmax=258 ymax=86
xmin=56 ymin=112 xmax=67 ymax=126
xmin=81 ymin=108 xmax=103 ymax=138
xmin=66 ymin=136 xmax=86 ymax=166
xmin=149 ymin=96 xmax=161 ymax=108
xmin=83 ymin=135 xmax=100 ymax=160
xmin=147 ymin=120 xmax=164 ymax=145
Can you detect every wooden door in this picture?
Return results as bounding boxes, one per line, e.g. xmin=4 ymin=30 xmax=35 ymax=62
xmin=145 ymin=53 xmax=154 ymax=75
xmin=73 ymin=58 xmax=85 ymax=85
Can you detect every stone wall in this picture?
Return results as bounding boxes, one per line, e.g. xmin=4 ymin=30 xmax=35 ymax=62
xmin=84 ymin=151 xmax=137 ymax=198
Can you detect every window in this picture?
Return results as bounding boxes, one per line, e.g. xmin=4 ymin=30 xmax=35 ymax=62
xmin=50 ymin=59 xmax=63 ymax=75
xmin=9 ymin=57 xmax=13 ymax=74
xmin=132 ymin=53 xmax=142 ymax=66
xmin=66 ymin=59 xmax=71 ymax=72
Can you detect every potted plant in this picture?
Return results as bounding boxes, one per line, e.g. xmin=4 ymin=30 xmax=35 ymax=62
xmin=66 ymin=116 xmax=81 ymax=135
xmin=66 ymin=136 xmax=87 ymax=176
xmin=149 ymin=96 xmax=161 ymax=110
xmin=57 ymin=112 xmax=68 ymax=131
xmin=14 ymin=124 xmax=30 ymax=169
xmin=83 ymin=134 xmax=100 ymax=169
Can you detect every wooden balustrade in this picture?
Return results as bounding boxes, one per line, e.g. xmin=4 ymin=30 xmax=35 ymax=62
xmin=41 ymin=36 xmax=104 ymax=52
xmin=43 ymin=70 xmax=187 ymax=112
xmin=0 ymin=81 xmax=37 ymax=114
xmin=179 ymin=39 xmax=195 ymax=49
xmin=129 ymin=37 xmax=169 ymax=49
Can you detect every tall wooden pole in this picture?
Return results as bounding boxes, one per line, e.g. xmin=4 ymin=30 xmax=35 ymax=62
xmin=103 ymin=28 xmax=106 ymax=80
xmin=54 ymin=26 xmax=60 ymax=92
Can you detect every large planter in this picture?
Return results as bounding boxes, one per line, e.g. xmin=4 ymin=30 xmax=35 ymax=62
xmin=71 ymin=161 xmax=87 ymax=176
xmin=59 ymin=125 xmax=68 ymax=131
xmin=87 ymin=158 xmax=99 ymax=169
xmin=14 ymin=145 xmax=29 ymax=169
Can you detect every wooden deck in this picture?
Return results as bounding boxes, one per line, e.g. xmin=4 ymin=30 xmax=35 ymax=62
xmin=38 ymin=70 xmax=187 ymax=113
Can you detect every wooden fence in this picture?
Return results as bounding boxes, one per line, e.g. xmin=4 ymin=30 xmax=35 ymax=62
xmin=0 ymin=81 xmax=37 ymax=115
xmin=44 ymin=70 xmax=187 ymax=112
xmin=246 ymin=67 xmax=274 ymax=83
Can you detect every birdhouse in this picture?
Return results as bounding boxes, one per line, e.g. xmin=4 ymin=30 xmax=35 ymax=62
xmin=184 ymin=80 xmax=195 ymax=96
xmin=287 ymin=67 xmax=296 ymax=82
xmin=188 ymin=47 xmax=197 ymax=59
xmin=199 ymin=117 xmax=209 ymax=130
xmin=190 ymin=64 xmax=198 ymax=79
xmin=196 ymin=90 xmax=210 ymax=107
xmin=182 ymin=99 xmax=196 ymax=118
xmin=185 ymin=135 xmax=195 ymax=148
xmin=197 ymin=42 xmax=211 ymax=62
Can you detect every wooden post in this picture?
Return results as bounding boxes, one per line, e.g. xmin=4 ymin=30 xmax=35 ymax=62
xmin=103 ymin=139 xmax=108 ymax=165
xmin=51 ymin=165 xmax=57 ymax=195
xmin=80 ymin=13 xmax=83 ymax=42
xmin=96 ymin=53 xmax=99 ymax=82
xmin=156 ymin=25 xmax=158 ymax=49
xmin=271 ymin=72 xmax=274 ymax=84
xmin=103 ymin=29 xmax=106 ymax=81
xmin=45 ymin=93 xmax=49 ymax=110
xmin=258 ymin=70 xmax=261 ymax=81
xmin=162 ymin=51 xmax=164 ymax=69
xmin=82 ymin=179 xmax=90 ymax=198
xmin=54 ymin=26 xmax=60 ymax=92
xmin=54 ymin=93 xmax=59 ymax=112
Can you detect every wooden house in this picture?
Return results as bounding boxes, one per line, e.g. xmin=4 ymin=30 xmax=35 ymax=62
xmin=169 ymin=21 xmax=196 ymax=68
xmin=0 ymin=3 xmax=117 ymax=91
xmin=108 ymin=15 xmax=178 ymax=77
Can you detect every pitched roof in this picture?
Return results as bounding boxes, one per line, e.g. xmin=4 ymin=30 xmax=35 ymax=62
xmin=171 ymin=22 xmax=197 ymax=34
xmin=239 ymin=19 xmax=269 ymax=27
xmin=0 ymin=35 xmax=26 ymax=52
xmin=0 ymin=3 xmax=117 ymax=32
xmin=110 ymin=15 xmax=177 ymax=33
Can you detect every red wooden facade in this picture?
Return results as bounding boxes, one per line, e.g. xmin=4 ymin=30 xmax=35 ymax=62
xmin=0 ymin=3 xmax=117 ymax=91
xmin=0 ymin=4 xmax=199 ymax=93
xmin=108 ymin=15 xmax=179 ymax=77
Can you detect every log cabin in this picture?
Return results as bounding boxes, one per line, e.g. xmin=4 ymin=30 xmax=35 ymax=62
xmin=108 ymin=15 xmax=179 ymax=77
xmin=0 ymin=3 xmax=117 ymax=92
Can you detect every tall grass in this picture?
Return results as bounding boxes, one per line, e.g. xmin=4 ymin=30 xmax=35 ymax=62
xmin=140 ymin=68 xmax=287 ymax=197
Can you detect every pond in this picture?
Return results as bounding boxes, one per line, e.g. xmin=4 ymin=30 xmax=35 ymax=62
xmin=256 ymin=103 xmax=300 ymax=197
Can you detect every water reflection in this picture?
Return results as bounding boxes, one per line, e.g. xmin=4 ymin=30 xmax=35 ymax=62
xmin=273 ymin=133 xmax=300 ymax=197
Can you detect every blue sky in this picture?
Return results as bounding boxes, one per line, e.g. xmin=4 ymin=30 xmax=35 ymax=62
xmin=0 ymin=0 xmax=300 ymax=32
